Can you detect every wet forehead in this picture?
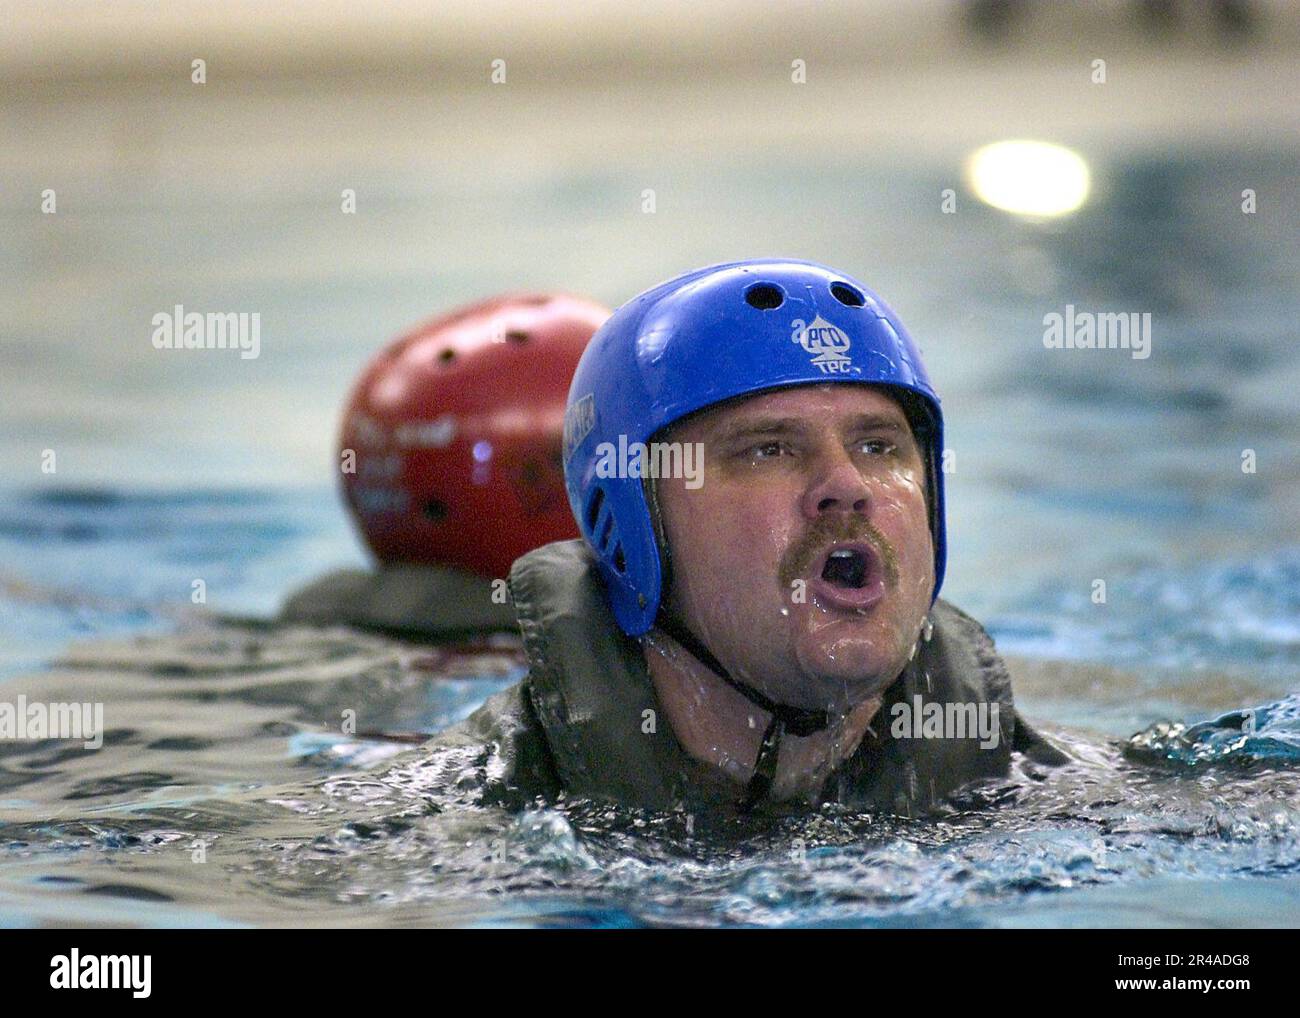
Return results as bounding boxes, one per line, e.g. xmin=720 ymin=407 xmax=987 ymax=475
xmin=685 ymin=384 xmax=911 ymax=441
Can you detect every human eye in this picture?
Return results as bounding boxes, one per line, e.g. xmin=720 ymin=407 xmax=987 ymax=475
xmin=742 ymin=439 xmax=793 ymax=461
xmin=856 ymin=437 xmax=896 ymax=456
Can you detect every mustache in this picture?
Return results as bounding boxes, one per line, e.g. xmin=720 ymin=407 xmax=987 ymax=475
xmin=777 ymin=515 xmax=900 ymax=591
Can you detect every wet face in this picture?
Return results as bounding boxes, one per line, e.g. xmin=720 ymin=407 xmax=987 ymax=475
xmin=653 ymin=384 xmax=935 ymax=713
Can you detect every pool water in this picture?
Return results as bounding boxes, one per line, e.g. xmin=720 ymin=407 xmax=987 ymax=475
xmin=0 ymin=487 xmax=1297 ymax=928
xmin=2 ymin=138 xmax=1298 ymax=926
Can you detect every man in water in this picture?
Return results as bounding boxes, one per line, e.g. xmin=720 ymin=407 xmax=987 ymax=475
xmin=442 ymin=259 xmax=1066 ymax=815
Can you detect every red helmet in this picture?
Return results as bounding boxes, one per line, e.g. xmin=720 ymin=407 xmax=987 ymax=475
xmin=339 ymin=293 xmax=610 ymax=577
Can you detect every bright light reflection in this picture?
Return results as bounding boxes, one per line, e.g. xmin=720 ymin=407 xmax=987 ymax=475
xmin=966 ymin=140 xmax=1091 ymax=217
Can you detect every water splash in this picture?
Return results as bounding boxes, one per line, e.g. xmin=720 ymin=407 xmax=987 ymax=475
xmin=1125 ymin=693 xmax=1300 ymax=767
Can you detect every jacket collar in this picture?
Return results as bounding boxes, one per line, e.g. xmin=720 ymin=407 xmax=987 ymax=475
xmin=509 ymin=539 xmax=1018 ymax=814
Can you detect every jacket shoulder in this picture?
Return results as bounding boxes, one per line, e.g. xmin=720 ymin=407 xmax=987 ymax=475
xmin=429 ymin=681 xmax=563 ymax=806
xmin=933 ymin=598 xmax=1071 ymax=766
xmin=930 ymin=598 xmax=1013 ymax=706
xmin=507 ymin=540 xmax=688 ymax=808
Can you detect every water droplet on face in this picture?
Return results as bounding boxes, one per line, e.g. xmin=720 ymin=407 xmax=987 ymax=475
xmin=780 ymin=607 xmax=790 ymax=617
xmin=921 ymin=617 xmax=934 ymax=642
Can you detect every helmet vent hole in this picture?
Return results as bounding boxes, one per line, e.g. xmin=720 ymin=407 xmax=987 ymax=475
xmin=598 ymin=512 xmax=614 ymax=549
xmin=423 ymin=499 xmax=449 ymax=521
xmin=613 ymin=544 xmax=626 ymax=573
xmin=744 ymin=283 xmax=785 ymax=310
xmin=830 ymin=282 xmax=865 ymax=307
xmin=438 ymin=348 xmax=456 ymax=363
xmin=505 ymin=329 xmax=529 ymax=343
xmin=585 ymin=487 xmax=606 ymax=533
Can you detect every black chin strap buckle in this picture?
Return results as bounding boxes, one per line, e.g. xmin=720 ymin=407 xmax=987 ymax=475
xmin=739 ymin=715 xmax=784 ymax=812
xmin=655 ymin=613 xmax=834 ymax=810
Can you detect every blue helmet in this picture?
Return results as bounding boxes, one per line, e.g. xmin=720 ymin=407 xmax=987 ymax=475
xmin=562 ymin=258 xmax=945 ymax=637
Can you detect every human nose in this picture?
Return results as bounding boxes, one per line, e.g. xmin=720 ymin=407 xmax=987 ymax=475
xmin=799 ymin=444 xmax=871 ymax=521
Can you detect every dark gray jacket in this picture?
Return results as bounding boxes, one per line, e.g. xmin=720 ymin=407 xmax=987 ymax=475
xmin=439 ymin=539 xmax=1067 ymax=815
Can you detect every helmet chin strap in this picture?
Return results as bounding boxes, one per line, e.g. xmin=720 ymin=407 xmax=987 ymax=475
xmin=644 ymin=474 xmax=832 ymax=809
xmin=653 ymin=611 xmax=831 ymax=811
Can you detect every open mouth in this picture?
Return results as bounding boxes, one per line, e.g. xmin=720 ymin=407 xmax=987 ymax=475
xmin=809 ymin=541 xmax=886 ymax=611
xmin=821 ymin=547 xmax=869 ymax=589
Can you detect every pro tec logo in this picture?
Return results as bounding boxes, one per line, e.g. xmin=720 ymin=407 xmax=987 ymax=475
xmin=791 ymin=315 xmax=853 ymax=373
